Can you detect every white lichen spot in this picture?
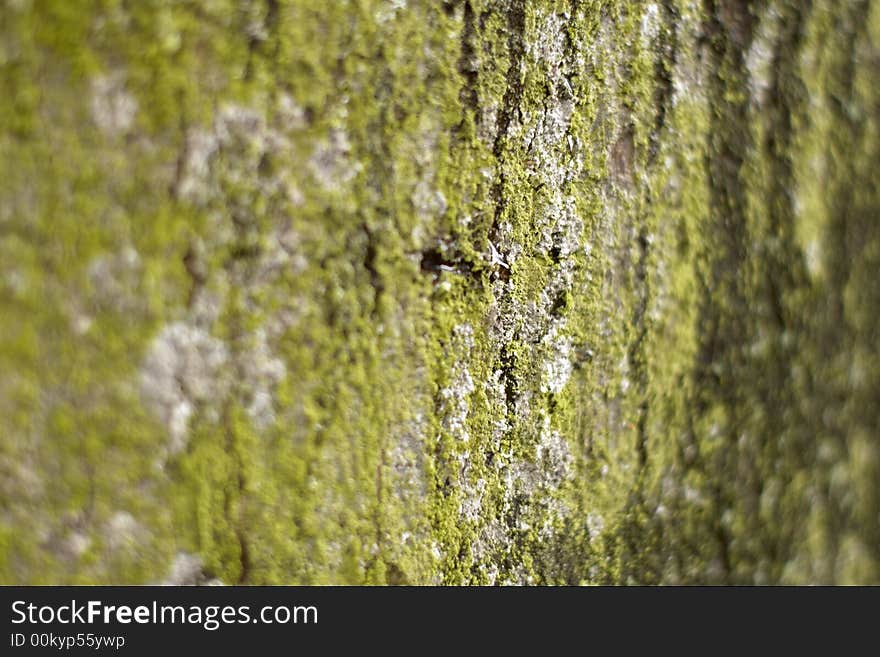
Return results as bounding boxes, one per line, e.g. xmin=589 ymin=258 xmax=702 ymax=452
xmin=412 ymin=180 xmax=448 ymax=220
xmin=390 ymin=411 xmax=429 ymax=506
xmin=376 ymin=0 xmax=407 ymax=24
xmin=277 ymin=93 xmax=307 ymax=129
xmin=162 ymin=552 xmax=205 ymax=585
xmin=586 ymin=513 xmax=605 ymax=541
xmin=240 ymin=327 xmax=286 ymax=429
xmin=440 ymin=368 xmax=474 ymax=440
xmin=309 ymin=128 xmax=357 ymax=191
xmin=58 ymin=529 xmax=92 ymax=559
xmin=87 ymin=246 xmax=142 ymax=313
xmin=61 ymin=531 xmax=91 ymax=560
xmin=71 ymin=313 xmax=93 ymax=336
xmin=618 ymin=355 xmax=632 ymax=394
xmin=804 ymin=238 xmax=824 ymax=279
xmin=746 ymin=6 xmax=781 ymax=108
xmin=440 ymin=324 xmax=476 ymax=441
xmin=179 ymin=101 xmax=295 ymax=210
xmin=541 ymin=323 xmax=573 ymax=394
xmin=216 ymin=104 xmax=265 ymax=145
xmin=140 ymin=322 xmax=229 ymax=455
xmin=640 ymin=3 xmax=661 ymax=44
xmin=498 ymin=414 xmax=572 ymax=559
xmin=478 ymin=102 xmax=499 ymax=144
xmin=458 ymin=474 xmax=486 ymax=523
xmin=90 ymin=73 xmax=137 ymax=135
xmin=177 ymin=128 xmax=219 ymax=205
xmin=536 ymin=415 xmax=572 ymax=489
xmin=105 ymin=511 xmax=142 ymax=552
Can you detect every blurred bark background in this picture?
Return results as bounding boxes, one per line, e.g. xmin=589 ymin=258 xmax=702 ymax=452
xmin=1 ymin=0 xmax=878 ymax=584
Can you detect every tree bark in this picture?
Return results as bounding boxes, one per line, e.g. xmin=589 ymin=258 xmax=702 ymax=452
xmin=1 ymin=0 xmax=878 ymax=584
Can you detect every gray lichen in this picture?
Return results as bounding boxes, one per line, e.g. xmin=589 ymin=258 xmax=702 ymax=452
xmin=1 ymin=0 xmax=879 ymax=586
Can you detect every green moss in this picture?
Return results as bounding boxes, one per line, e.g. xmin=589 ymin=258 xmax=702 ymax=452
xmin=1 ymin=0 xmax=878 ymax=584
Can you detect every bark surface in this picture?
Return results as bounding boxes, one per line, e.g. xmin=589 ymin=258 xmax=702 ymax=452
xmin=1 ymin=0 xmax=878 ymax=584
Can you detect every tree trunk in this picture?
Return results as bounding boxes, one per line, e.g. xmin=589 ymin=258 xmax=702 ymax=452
xmin=1 ymin=0 xmax=878 ymax=584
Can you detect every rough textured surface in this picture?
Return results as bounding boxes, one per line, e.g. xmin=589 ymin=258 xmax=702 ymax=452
xmin=1 ymin=0 xmax=878 ymax=584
